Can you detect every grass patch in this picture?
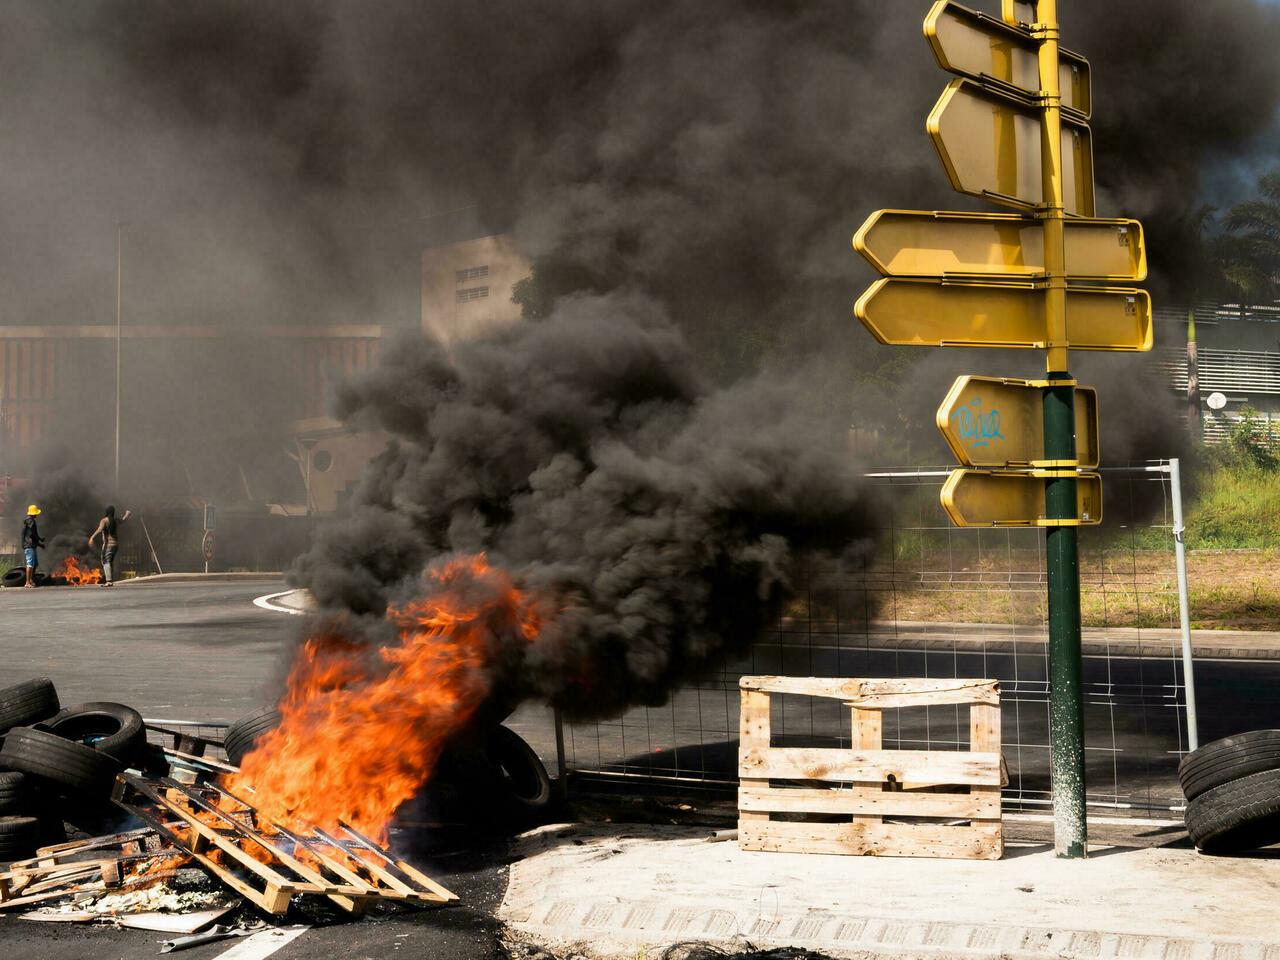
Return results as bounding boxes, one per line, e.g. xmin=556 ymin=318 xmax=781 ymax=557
xmin=1185 ymin=462 xmax=1280 ymax=549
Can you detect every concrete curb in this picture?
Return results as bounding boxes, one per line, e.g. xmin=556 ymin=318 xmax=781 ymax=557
xmin=116 ymin=572 xmax=285 ymax=585
xmin=779 ymin=619 xmax=1280 ymax=661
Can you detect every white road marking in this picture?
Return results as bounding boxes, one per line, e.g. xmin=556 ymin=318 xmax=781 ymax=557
xmin=253 ymin=589 xmax=307 ymax=616
xmin=211 ymin=926 xmax=309 ymax=960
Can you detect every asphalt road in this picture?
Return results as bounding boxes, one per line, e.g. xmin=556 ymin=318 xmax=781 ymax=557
xmin=1 ymin=579 xmax=296 ymax=719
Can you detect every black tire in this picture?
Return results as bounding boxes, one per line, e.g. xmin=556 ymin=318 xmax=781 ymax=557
xmin=0 ymin=678 xmax=60 ymax=735
xmin=0 ymin=771 xmax=40 ymax=816
xmin=0 ymin=727 xmax=121 ymax=800
xmin=135 ymin=742 xmax=171 ymax=777
xmin=46 ymin=702 xmax=146 ymax=766
xmin=1 ymin=568 xmax=25 ymax=588
xmin=1185 ymin=768 xmax=1280 ymax=853
xmin=224 ymin=707 xmax=281 ymax=767
xmin=1179 ymin=730 xmax=1280 ymax=802
xmin=486 ymin=725 xmax=552 ymax=814
xmin=0 ymin=815 xmax=41 ymax=860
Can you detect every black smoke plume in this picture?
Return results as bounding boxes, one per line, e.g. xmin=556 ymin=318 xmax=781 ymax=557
xmin=6 ymin=2 xmax=1279 ymax=356
xmin=6 ymin=2 xmax=1278 ymax=651
xmin=295 ymin=294 xmax=877 ymax=716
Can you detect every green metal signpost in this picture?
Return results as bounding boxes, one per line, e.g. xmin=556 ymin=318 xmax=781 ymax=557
xmin=853 ymin=0 xmax=1153 ymax=858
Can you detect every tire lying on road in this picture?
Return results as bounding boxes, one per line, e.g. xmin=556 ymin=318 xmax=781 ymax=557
xmin=1179 ymin=730 xmax=1280 ymax=802
xmin=0 ymin=727 xmax=122 ymax=800
xmin=0 ymin=815 xmax=42 ymax=861
xmin=1 ymin=568 xmax=26 ymax=588
xmin=0 ymin=771 xmax=39 ymax=816
xmin=486 ymin=725 xmax=552 ymax=816
xmin=0 ymin=678 xmax=60 ymax=735
xmin=1185 ymin=767 xmax=1280 ymax=854
xmin=45 ymin=702 xmax=147 ymax=767
xmin=223 ymin=707 xmax=282 ymax=767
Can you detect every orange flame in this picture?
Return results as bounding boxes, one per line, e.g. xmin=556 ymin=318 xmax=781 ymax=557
xmin=54 ymin=556 xmax=102 ymax=585
xmin=228 ymin=554 xmax=538 ymax=843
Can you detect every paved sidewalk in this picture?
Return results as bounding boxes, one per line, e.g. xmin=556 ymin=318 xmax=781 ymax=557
xmin=501 ymin=823 xmax=1280 ymax=960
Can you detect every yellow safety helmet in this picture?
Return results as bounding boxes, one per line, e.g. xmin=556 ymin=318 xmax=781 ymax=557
xmin=26 ymin=504 xmax=41 ymax=516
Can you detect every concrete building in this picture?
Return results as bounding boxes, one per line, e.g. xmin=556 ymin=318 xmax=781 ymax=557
xmin=1154 ymin=301 xmax=1280 ymax=441
xmin=0 ymin=323 xmax=383 ymax=501
xmin=420 ymin=235 xmax=532 ymax=344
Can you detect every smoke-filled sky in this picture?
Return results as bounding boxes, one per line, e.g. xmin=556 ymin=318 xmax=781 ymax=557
xmin=5 ymin=1 xmax=1279 ymax=523
xmin=3 ymin=0 xmax=1278 ymax=339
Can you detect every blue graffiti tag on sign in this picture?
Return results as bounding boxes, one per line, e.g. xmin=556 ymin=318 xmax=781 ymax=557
xmin=951 ymin=396 xmax=1004 ymax=449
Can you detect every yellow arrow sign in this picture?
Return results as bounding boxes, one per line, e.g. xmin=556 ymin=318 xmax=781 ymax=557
xmin=937 ymin=375 xmax=1099 ymax=469
xmin=856 ymin=279 xmax=1151 ymax=351
xmin=853 ymin=210 xmax=1145 ymax=282
xmin=941 ymin=469 xmax=1103 ymax=527
xmin=925 ymin=0 xmax=1091 ymax=119
xmin=928 ymin=78 xmax=1094 ymax=216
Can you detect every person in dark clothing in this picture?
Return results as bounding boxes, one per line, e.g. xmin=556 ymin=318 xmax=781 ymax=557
xmin=88 ymin=505 xmax=131 ymax=586
xmin=21 ymin=504 xmax=45 ymax=588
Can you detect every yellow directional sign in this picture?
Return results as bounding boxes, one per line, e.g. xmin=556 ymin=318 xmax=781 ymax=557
xmin=925 ymin=1 xmax=1091 ymax=119
xmin=856 ymin=279 xmax=1152 ymax=351
xmin=937 ymin=375 xmax=1099 ymax=469
xmin=853 ymin=210 xmax=1145 ymax=282
xmin=941 ymin=469 xmax=1103 ymax=527
xmin=928 ymin=79 xmax=1094 ymax=216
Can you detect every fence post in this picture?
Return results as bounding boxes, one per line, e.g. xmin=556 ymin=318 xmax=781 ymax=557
xmin=552 ymin=706 xmax=568 ymax=802
xmin=1169 ymin=458 xmax=1199 ymax=751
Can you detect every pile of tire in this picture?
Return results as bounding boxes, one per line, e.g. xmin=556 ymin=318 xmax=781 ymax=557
xmin=221 ymin=706 xmax=553 ymax=831
xmin=1180 ymin=729 xmax=1280 ymax=854
xmin=0 ymin=677 xmax=150 ymax=862
xmin=1 ymin=569 xmax=49 ymax=588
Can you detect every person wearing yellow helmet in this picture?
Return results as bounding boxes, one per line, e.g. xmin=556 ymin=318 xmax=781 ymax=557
xmin=21 ymin=504 xmax=45 ymax=588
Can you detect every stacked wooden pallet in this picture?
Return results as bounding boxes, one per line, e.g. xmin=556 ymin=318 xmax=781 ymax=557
xmin=112 ymin=774 xmax=458 ymax=915
xmin=737 ymin=676 xmax=1004 ymax=860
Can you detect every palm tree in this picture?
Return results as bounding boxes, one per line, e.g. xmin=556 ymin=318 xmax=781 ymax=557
xmin=1220 ymin=168 xmax=1280 ymax=304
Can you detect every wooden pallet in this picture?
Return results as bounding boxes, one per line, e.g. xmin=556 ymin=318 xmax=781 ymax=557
xmin=0 ymin=827 xmax=185 ymax=910
xmin=737 ymin=676 xmax=1004 ymax=860
xmin=112 ymin=774 xmax=458 ymax=915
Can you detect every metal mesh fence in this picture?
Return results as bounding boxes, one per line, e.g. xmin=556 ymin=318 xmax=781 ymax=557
xmin=551 ymin=462 xmax=1192 ymax=815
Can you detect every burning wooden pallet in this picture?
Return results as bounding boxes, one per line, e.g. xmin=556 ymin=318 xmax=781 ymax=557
xmin=112 ymin=774 xmax=458 ymax=915
xmin=0 ymin=827 xmax=185 ymax=910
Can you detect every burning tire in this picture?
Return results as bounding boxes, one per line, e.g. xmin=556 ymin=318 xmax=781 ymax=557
xmin=0 ymin=727 xmax=121 ymax=800
xmin=1179 ymin=730 xmax=1280 ymax=802
xmin=486 ymin=725 xmax=552 ymax=815
xmin=1 ymin=568 xmax=25 ymax=588
xmin=0 ymin=678 xmax=60 ymax=735
xmin=0 ymin=772 xmax=39 ymax=816
xmin=223 ymin=707 xmax=282 ymax=767
xmin=0 ymin=815 xmax=41 ymax=861
xmin=1185 ymin=768 xmax=1280 ymax=854
xmin=45 ymin=702 xmax=146 ymax=766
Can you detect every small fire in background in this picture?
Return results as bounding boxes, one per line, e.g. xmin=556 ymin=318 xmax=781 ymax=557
xmin=54 ymin=556 xmax=101 ymax=585
xmin=229 ymin=554 xmax=539 ymax=843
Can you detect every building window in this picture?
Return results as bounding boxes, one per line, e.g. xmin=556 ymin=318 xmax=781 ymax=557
xmin=456 ymin=265 xmax=490 ymax=283
xmin=456 ymin=286 xmax=490 ymax=303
